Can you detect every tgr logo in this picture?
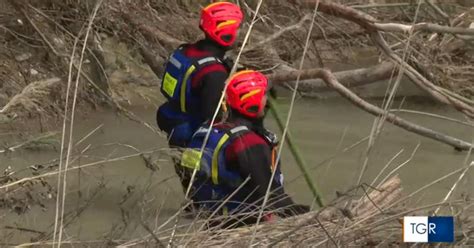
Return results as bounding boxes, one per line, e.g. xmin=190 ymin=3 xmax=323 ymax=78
xmin=403 ymin=216 xmax=454 ymax=243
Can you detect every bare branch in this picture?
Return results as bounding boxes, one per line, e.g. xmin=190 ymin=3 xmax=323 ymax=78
xmin=246 ymin=14 xmax=312 ymax=50
xmin=285 ymin=67 xmax=473 ymax=151
xmin=267 ymin=62 xmax=396 ymax=93
xmin=374 ymin=22 xmax=474 ymax=36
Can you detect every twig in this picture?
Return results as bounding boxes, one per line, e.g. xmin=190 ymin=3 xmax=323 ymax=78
xmin=246 ymin=14 xmax=311 ymax=50
xmin=57 ymin=2 xmax=103 ymax=247
xmin=0 ymin=149 xmax=159 ymax=190
xmin=434 ymin=141 xmax=474 ymax=215
xmin=376 ymin=144 xmax=419 ymax=189
xmin=370 ymin=149 xmax=404 ymax=187
xmin=52 ymin=19 xmax=81 ymax=247
xmin=425 ymin=0 xmax=450 ymax=24
xmin=0 ymin=131 xmax=58 ymax=154
xmin=389 ymin=109 xmax=474 ymax=128
xmin=140 ymin=220 xmax=165 ymax=248
xmin=268 ymin=97 xmax=324 ymax=206
xmin=251 ymin=1 xmax=322 ymax=244
xmin=4 ymin=226 xmax=45 ymax=235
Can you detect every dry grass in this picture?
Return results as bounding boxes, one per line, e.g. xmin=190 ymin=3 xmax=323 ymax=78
xmin=0 ymin=78 xmax=61 ymax=116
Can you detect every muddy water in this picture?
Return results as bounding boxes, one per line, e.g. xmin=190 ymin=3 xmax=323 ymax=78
xmin=1 ymin=97 xmax=473 ymax=243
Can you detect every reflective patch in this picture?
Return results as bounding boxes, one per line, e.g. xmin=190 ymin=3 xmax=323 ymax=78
xmin=197 ymin=57 xmax=216 ymax=65
xmin=162 ymin=72 xmax=178 ymax=97
xmin=169 ymin=55 xmax=182 ymax=69
xmin=230 ymin=126 xmax=248 ymax=134
xmin=181 ymin=149 xmax=202 ymax=170
xmin=193 ymin=127 xmax=210 ymax=136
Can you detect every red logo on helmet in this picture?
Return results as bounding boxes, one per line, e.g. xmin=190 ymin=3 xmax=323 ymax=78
xmin=200 ymin=2 xmax=243 ymax=47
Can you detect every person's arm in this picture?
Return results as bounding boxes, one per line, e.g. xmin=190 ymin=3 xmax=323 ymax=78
xmin=197 ymin=66 xmax=228 ymax=121
xmin=230 ymin=134 xmax=309 ymax=216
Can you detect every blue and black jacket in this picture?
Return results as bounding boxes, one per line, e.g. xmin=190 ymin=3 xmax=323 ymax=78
xmin=157 ymin=39 xmax=232 ymax=147
xmin=180 ymin=114 xmax=309 ymax=223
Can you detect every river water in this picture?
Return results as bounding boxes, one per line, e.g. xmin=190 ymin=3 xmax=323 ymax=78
xmin=0 ymin=96 xmax=473 ymax=244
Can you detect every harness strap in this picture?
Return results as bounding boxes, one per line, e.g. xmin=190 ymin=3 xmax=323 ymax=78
xmin=178 ymin=55 xmax=222 ymax=113
xmin=197 ymin=57 xmax=220 ymax=65
xmin=182 ymin=125 xmax=250 ymax=185
xmin=180 ymin=65 xmax=196 ymax=112
xmin=211 ymin=126 xmax=249 ymax=185
xmin=212 ymin=133 xmax=229 ymax=185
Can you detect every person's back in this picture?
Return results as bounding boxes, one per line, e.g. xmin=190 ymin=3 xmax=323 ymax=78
xmin=181 ymin=70 xmax=309 ymax=228
xmin=156 ymin=2 xmax=243 ymax=147
xmin=156 ymin=2 xmax=243 ymax=194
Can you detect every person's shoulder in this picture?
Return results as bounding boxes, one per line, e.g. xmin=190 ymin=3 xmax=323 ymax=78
xmin=227 ymin=129 xmax=267 ymax=152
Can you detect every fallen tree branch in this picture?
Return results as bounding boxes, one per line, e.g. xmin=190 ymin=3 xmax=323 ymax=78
xmin=294 ymin=0 xmax=474 ymax=118
xmin=267 ymin=61 xmax=396 ymax=93
xmin=292 ymin=0 xmax=377 ymax=31
xmin=372 ymin=32 xmax=474 ymax=118
xmin=374 ymin=22 xmax=474 ymax=36
xmin=295 ymin=68 xmax=473 ymax=151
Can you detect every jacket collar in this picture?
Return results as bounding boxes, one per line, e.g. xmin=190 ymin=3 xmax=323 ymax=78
xmin=227 ymin=109 xmax=265 ymax=132
xmin=195 ymin=38 xmax=227 ymax=59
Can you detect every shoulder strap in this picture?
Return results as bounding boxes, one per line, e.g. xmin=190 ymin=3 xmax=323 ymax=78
xmin=191 ymin=124 xmax=248 ymax=141
xmin=227 ymin=125 xmax=249 ymax=136
xmin=193 ymin=56 xmax=223 ymax=71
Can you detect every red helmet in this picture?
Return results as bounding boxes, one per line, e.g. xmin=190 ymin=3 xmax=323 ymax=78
xmin=200 ymin=2 xmax=243 ymax=47
xmin=226 ymin=70 xmax=268 ymax=118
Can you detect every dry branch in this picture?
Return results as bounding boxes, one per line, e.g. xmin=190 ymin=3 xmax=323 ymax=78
xmin=295 ymin=0 xmax=474 ymax=118
xmin=246 ymin=14 xmax=312 ymax=50
xmin=321 ymin=67 xmax=472 ymax=150
xmin=279 ymin=67 xmax=472 ymax=150
xmin=293 ymin=0 xmax=377 ymax=31
xmin=267 ymin=62 xmax=396 ymax=93
xmin=374 ymin=22 xmax=474 ymax=35
xmin=372 ymin=32 xmax=474 ymax=118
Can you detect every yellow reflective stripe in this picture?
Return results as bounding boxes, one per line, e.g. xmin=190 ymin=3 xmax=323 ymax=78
xmin=217 ymin=20 xmax=237 ymax=29
xmin=240 ymin=89 xmax=261 ymax=101
xmin=212 ymin=133 xmax=229 ymax=185
xmin=180 ymin=65 xmax=196 ymax=113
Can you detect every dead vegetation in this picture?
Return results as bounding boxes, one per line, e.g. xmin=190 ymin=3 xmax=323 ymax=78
xmin=0 ymin=0 xmax=472 ymax=121
xmin=0 ymin=0 xmax=473 ymax=246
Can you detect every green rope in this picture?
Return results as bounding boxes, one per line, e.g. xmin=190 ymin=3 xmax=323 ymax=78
xmin=268 ymin=97 xmax=325 ymax=207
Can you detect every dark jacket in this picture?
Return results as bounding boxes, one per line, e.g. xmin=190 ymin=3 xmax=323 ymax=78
xmin=218 ymin=110 xmax=309 ymax=226
xmin=156 ymin=38 xmax=231 ymax=136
